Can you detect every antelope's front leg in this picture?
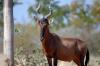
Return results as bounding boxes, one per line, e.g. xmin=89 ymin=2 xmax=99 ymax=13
xmin=53 ymin=58 xmax=58 ymax=66
xmin=47 ymin=57 xmax=52 ymax=66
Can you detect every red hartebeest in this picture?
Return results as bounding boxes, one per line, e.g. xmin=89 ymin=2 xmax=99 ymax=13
xmin=34 ymin=4 xmax=90 ymax=66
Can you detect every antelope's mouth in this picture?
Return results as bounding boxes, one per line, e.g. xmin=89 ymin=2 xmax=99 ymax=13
xmin=40 ymin=27 xmax=45 ymax=41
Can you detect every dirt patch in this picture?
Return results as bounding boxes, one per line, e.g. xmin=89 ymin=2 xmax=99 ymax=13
xmin=0 ymin=54 xmax=7 ymax=66
xmin=58 ymin=61 xmax=77 ymax=66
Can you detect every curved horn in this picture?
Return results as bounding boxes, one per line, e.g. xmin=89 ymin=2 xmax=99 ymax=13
xmin=45 ymin=7 xmax=52 ymax=18
xmin=35 ymin=3 xmax=40 ymax=14
xmin=34 ymin=3 xmax=41 ymax=21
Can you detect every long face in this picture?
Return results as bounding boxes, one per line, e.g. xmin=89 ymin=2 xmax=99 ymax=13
xmin=37 ymin=18 xmax=49 ymax=41
xmin=34 ymin=3 xmax=52 ymax=41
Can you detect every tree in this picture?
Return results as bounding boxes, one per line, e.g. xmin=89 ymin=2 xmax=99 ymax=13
xmin=68 ymin=0 xmax=100 ymax=40
xmin=3 ymin=0 xmax=14 ymax=66
xmin=0 ymin=0 xmax=21 ymax=27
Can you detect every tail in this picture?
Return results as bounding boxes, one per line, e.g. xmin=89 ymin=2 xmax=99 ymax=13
xmin=85 ymin=49 xmax=90 ymax=66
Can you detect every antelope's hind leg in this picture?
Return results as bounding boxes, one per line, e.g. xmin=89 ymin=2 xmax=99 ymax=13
xmin=53 ymin=58 xmax=58 ymax=66
xmin=73 ymin=59 xmax=81 ymax=66
xmin=73 ymin=57 xmax=84 ymax=66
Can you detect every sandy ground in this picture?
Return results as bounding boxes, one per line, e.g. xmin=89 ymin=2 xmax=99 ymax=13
xmin=58 ymin=61 xmax=77 ymax=66
xmin=0 ymin=53 xmax=7 ymax=66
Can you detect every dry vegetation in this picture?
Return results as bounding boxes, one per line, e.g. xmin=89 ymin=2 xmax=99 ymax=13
xmin=13 ymin=24 xmax=100 ymax=66
xmin=14 ymin=46 xmax=100 ymax=66
xmin=0 ymin=23 xmax=100 ymax=66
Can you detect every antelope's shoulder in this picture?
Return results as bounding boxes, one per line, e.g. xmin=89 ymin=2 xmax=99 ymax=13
xmin=50 ymin=33 xmax=61 ymax=39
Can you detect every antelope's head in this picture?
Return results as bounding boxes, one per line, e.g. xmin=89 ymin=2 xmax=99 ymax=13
xmin=34 ymin=3 xmax=52 ymax=41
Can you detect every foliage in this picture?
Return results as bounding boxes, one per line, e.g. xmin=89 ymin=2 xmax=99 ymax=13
xmin=64 ymin=0 xmax=100 ymax=41
xmin=69 ymin=0 xmax=100 ymax=28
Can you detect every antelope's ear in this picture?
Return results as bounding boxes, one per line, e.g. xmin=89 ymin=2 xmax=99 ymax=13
xmin=48 ymin=19 xmax=53 ymax=24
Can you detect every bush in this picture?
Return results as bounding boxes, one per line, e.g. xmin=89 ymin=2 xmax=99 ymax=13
xmin=15 ymin=47 xmax=48 ymax=66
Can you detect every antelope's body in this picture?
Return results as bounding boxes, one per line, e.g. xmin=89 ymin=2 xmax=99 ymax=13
xmin=41 ymin=26 xmax=89 ymax=66
xmin=42 ymin=33 xmax=87 ymax=62
xmin=34 ymin=4 xmax=89 ymax=66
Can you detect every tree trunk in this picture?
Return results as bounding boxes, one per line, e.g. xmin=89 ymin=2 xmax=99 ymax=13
xmin=3 ymin=0 xmax=14 ymax=66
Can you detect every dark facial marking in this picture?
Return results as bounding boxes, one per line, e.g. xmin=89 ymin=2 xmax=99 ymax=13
xmin=40 ymin=27 xmax=45 ymax=41
xmin=39 ymin=18 xmax=48 ymax=41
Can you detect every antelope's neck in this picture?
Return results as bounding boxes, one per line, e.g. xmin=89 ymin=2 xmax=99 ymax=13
xmin=40 ymin=26 xmax=52 ymax=44
xmin=43 ymin=27 xmax=51 ymax=41
xmin=41 ymin=27 xmax=53 ymax=55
